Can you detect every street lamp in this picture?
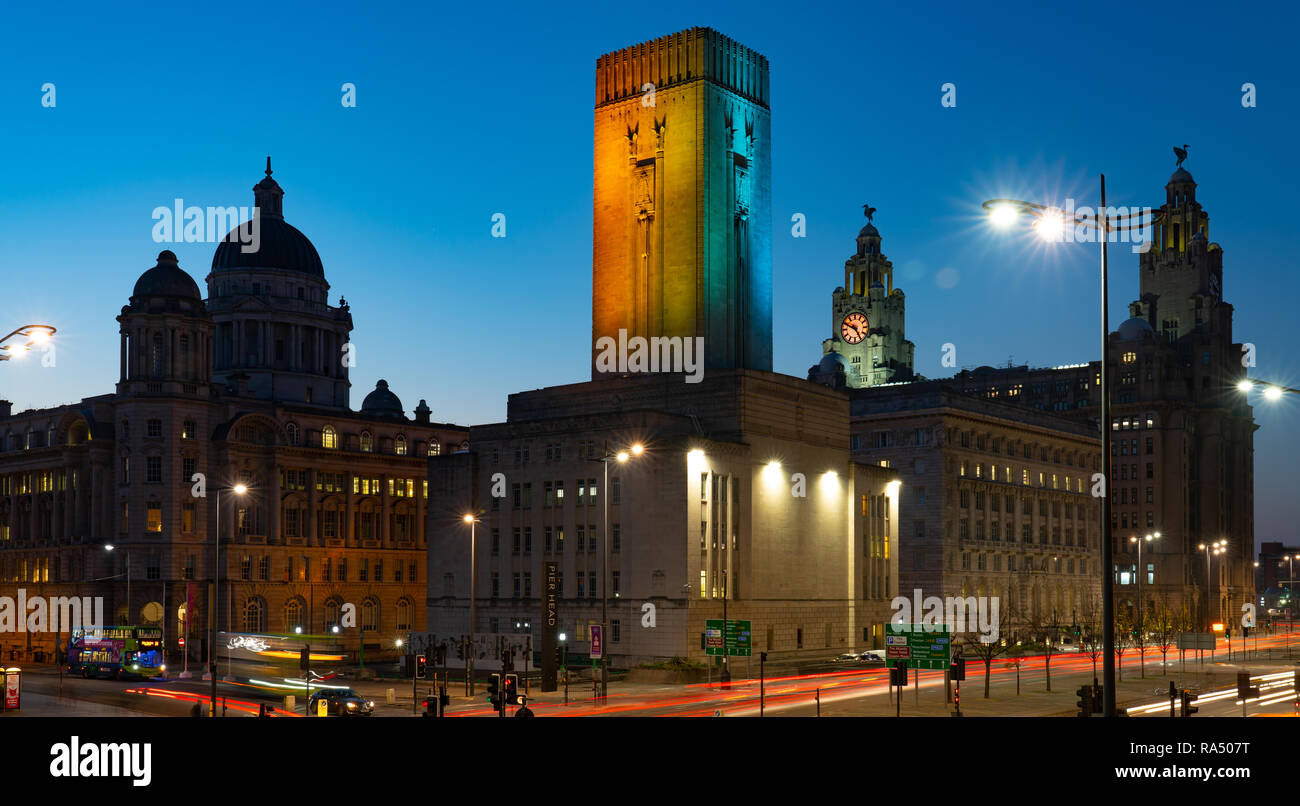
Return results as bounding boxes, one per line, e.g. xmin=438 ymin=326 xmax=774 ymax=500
xmin=104 ymin=544 xmax=130 ymax=626
xmin=1237 ymin=379 xmax=1297 ymax=401
xmin=984 ymin=183 xmax=1161 ymax=718
xmin=463 ymin=513 xmax=478 ymax=696
xmin=586 ymin=441 xmax=644 ymax=700
xmin=1128 ymin=532 xmax=1159 ymax=646
xmin=1198 ymin=540 xmax=1228 ymax=631
xmin=0 ymin=324 xmax=56 ymax=362
xmin=210 ymin=482 xmax=247 ymax=717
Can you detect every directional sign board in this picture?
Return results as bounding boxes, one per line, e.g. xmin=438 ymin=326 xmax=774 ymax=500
xmin=704 ymin=619 xmax=751 ymax=657
xmin=884 ymin=624 xmax=951 ymax=669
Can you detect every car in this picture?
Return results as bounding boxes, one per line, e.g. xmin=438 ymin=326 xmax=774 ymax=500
xmin=857 ymin=651 xmax=884 ymax=662
xmin=832 ymin=653 xmax=860 ymax=663
xmin=307 ymin=688 xmax=374 ymax=716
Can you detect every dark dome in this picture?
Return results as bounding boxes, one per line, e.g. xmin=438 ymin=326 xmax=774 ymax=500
xmin=1116 ymin=317 xmax=1155 ymax=341
xmin=133 ymin=251 xmax=201 ymax=299
xmin=360 ymin=379 xmax=404 ymax=418
xmin=858 ymin=222 xmax=880 ymax=239
xmin=818 ymin=352 xmax=850 ymax=373
xmin=1169 ymin=166 xmax=1194 ymax=184
xmin=211 ymin=216 xmax=324 ymax=277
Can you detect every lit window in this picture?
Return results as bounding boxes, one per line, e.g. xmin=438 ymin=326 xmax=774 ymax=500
xmin=360 ymin=431 xmax=373 ymax=452
xmin=395 ymin=434 xmax=407 ymax=455
xmin=428 ymin=440 xmax=441 ymax=456
xmin=322 ymin=425 xmax=338 ymax=449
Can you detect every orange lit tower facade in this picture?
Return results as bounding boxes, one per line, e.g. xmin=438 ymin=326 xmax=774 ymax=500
xmin=592 ymin=28 xmax=773 ymax=376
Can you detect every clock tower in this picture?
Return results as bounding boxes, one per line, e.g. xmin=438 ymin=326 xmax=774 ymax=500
xmin=809 ymin=207 xmax=914 ymax=388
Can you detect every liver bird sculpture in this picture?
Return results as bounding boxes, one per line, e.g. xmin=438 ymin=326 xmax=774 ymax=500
xmin=1174 ymin=144 xmax=1189 ymax=167
xmin=863 ymin=204 xmax=877 ymax=222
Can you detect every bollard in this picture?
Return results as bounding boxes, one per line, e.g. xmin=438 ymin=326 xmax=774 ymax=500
xmin=284 ymin=694 xmax=295 ymax=712
xmin=386 ymin=688 xmax=396 ymax=705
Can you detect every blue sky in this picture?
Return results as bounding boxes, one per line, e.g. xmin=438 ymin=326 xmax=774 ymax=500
xmin=1 ymin=0 xmax=1297 ymax=544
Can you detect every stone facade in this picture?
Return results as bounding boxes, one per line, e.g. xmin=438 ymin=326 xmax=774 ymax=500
xmin=426 ymin=371 xmax=901 ymax=665
xmin=850 ymin=383 xmax=1103 ymax=635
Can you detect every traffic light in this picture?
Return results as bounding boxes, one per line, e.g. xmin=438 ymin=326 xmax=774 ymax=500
xmin=1075 ymin=686 xmax=1093 ymax=717
xmin=1242 ymin=626 xmax=1250 ymax=638
xmin=416 ymin=654 xmax=427 ymax=678
xmin=949 ymin=657 xmax=966 ymax=682
xmin=503 ymin=673 xmax=520 ymax=706
xmin=1181 ymin=689 xmax=1198 ymax=717
xmin=487 ymin=673 xmax=501 ymax=711
xmin=889 ymin=660 xmax=908 ymax=686
xmin=553 ymin=647 xmax=561 ymax=669
xmin=435 ymin=644 xmax=446 ymax=665
xmin=299 ymin=646 xmax=309 ymax=671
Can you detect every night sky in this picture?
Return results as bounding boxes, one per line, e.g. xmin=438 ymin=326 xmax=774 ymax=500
xmin=1 ymin=0 xmax=1296 ymax=546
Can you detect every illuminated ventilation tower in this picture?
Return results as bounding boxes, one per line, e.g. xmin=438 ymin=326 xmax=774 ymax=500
xmin=808 ymin=206 xmax=913 ymax=388
xmin=591 ymin=27 xmax=773 ymax=377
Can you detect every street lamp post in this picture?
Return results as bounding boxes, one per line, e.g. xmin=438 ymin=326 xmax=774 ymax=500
xmin=1130 ymin=532 xmax=1159 ymax=676
xmin=585 ymin=442 xmax=642 ymax=700
xmin=984 ymin=182 xmax=1160 ymax=717
xmin=463 ymin=514 xmax=478 ymax=696
xmin=0 ymin=324 xmax=56 ymax=362
xmin=1199 ymin=540 xmax=1227 ymax=632
xmin=211 ymin=483 xmax=247 ymax=717
xmin=104 ymin=545 xmax=129 ymax=625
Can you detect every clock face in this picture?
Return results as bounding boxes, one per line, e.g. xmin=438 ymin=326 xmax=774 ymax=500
xmin=841 ymin=312 xmax=869 ymax=344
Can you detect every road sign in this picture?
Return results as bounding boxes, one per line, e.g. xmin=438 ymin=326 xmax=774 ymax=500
xmin=704 ymin=620 xmax=751 ymax=657
xmin=884 ymin=624 xmax=951 ymax=669
xmin=1177 ymin=632 xmax=1215 ymax=650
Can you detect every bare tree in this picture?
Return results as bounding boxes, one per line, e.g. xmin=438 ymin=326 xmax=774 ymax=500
xmin=962 ymin=601 xmax=1014 ymax=699
xmin=1078 ymin=595 xmax=1104 ymax=681
xmin=1151 ymin=595 xmax=1179 ymax=673
xmin=1114 ymin=607 xmax=1136 ymax=682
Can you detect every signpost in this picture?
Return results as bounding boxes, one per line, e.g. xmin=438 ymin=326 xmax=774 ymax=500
xmin=541 ymin=561 xmax=559 ymax=691
xmin=704 ymin=619 xmax=751 ymax=657
xmin=885 ymin=624 xmax=951 ymax=669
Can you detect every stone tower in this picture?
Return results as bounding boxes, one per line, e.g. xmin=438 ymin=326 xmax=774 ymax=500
xmin=809 ymin=208 xmax=914 ymax=388
xmin=591 ymin=27 xmax=773 ymax=377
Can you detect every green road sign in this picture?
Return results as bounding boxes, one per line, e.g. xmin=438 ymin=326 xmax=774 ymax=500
xmin=704 ymin=619 xmax=751 ymax=657
xmin=884 ymin=624 xmax=950 ymax=669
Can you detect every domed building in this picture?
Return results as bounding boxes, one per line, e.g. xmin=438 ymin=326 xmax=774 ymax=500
xmin=0 ymin=161 xmax=469 ymax=666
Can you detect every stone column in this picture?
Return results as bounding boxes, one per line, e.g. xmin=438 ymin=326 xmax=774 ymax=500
xmin=306 ymin=468 xmax=318 ymax=543
xmin=270 ymin=460 xmax=282 ymax=544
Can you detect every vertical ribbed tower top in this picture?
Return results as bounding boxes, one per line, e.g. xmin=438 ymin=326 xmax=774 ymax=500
xmin=595 ymin=27 xmax=769 ymax=109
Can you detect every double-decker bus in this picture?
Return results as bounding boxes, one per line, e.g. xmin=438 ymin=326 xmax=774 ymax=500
xmin=66 ymin=626 xmax=166 ymax=680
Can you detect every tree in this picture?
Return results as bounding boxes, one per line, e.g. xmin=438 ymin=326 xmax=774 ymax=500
xmin=1114 ymin=607 xmax=1136 ymax=682
xmin=1150 ymin=595 xmax=1180 ymax=672
xmin=1027 ymin=606 xmax=1058 ymax=692
xmin=1078 ymin=595 xmax=1104 ymax=681
xmin=962 ymin=601 xmax=1014 ymax=699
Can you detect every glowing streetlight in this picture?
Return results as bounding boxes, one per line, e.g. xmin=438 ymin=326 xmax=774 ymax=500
xmin=0 ymin=324 xmax=57 ymax=362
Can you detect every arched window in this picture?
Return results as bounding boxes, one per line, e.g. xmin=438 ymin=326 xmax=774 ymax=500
xmin=283 ymin=598 xmax=303 ymax=633
xmin=151 ymin=333 xmax=165 ymax=378
xmin=394 ymin=435 xmax=407 ymax=456
xmin=396 ymin=598 xmax=413 ymax=631
xmin=360 ymin=431 xmax=373 ymax=453
xmin=428 ymin=440 xmax=441 ymax=456
xmin=361 ymin=598 xmax=379 ymax=631
xmin=324 ymin=597 xmax=342 ymax=631
xmin=321 ymin=425 xmax=338 ymax=449
xmin=286 ymin=422 xmax=300 ymax=446
xmin=179 ymin=333 xmax=190 ymax=377
xmin=243 ymin=597 xmax=266 ymax=633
